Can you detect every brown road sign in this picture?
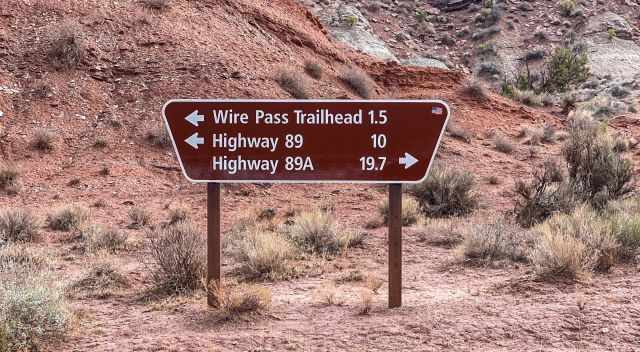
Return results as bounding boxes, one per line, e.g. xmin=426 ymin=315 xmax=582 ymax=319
xmin=162 ymin=100 xmax=450 ymax=183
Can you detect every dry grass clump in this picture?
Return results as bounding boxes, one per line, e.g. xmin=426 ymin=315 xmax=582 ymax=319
xmin=558 ymin=0 xmax=576 ymax=16
xmin=70 ymin=262 xmax=130 ymax=298
xmin=80 ymin=224 xmax=128 ymax=254
xmin=447 ymin=124 xmax=472 ymax=143
xmin=457 ymin=219 xmax=531 ymax=263
xmin=313 ymin=282 xmax=342 ymax=306
xmin=416 ymin=218 xmax=467 ymax=247
xmin=210 ymin=282 xmax=271 ymax=316
xmin=168 ymin=206 xmax=188 ymax=225
xmin=148 ymin=221 xmax=206 ymax=293
xmin=0 ymin=162 xmax=19 ymax=194
xmin=128 ymin=207 xmax=151 ymax=229
xmin=288 ymin=210 xmax=361 ymax=254
xmin=276 ymin=70 xmax=309 ymax=99
xmin=304 ymin=61 xmax=323 ymax=79
xmin=358 ymin=289 xmax=374 ymax=315
xmin=227 ymin=227 xmax=296 ymax=280
xmin=0 ymin=281 xmax=72 ymax=351
xmin=47 ymin=22 xmax=84 ymax=70
xmin=531 ymin=205 xmax=618 ymax=279
xmin=31 ymin=128 xmax=55 ymax=151
xmin=0 ymin=244 xmax=49 ymax=273
xmin=47 ymin=205 xmax=89 ymax=232
xmin=494 ymin=135 xmax=515 ymax=153
xmin=0 ymin=209 xmax=39 ymax=243
xmin=365 ymin=275 xmax=383 ymax=294
xmin=378 ymin=197 xmax=420 ymax=227
xmin=340 ymin=68 xmax=373 ymax=99
xmin=461 ymin=80 xmax=488 ymax=101
xmin=514 ymin=90 xmax=544 ymax=107
xmin=410 ymin=166 xmax=478 ymax=217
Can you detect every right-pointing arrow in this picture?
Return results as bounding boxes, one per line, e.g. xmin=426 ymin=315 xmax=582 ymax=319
xmin=399 ymin=152 xmax=418 ymax=169
xmin=185 ymin=133 xmax=205 ymax=149
xmin=185 ymin=110 xmax=205 ymax=127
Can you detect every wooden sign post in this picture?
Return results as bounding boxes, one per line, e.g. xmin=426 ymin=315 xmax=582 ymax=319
xmin=163 ymin=99 xmax=450 ymax=308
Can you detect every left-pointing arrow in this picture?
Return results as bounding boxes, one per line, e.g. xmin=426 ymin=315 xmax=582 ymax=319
xmin=185 ymin=110 xmax=205 ymax=127
xmin=185 ymin=133 xmax=205 ymax=149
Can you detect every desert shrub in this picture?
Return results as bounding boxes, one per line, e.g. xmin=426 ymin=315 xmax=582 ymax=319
xmin=0 ymin=209 xmax=39 ymax=243
xmin=524 ymin=49 xmax=545 ymax=61
xmin=447 ymin=124 xmax=472 ymax=143
xmin=494 ymin=135 xmax=515 ymax=153
xmin=128 ymin=207 xmax=151 ymax=229
xmin=410 ymin=166 xmax=478 ymax=217
xmin=462 ymin=80 xmax=488 ymax=101
xmin=340 ymin=68 xmax=373 ymax=99
xmin=168 ymin=206 xmax=188 ymax=225
xmin=610 ymin=85 xmax=630 ymax=99
xmin=0 ymin=244 xmax=49 ymax=273
xmin=47 ymin=22 xmax=84 ymax=70
xmin=142 ymin=0 xmax=170 ymax=10
xmin=457 ymin=219 xmax=531 ymax=263
xmin=476 ymin=4 xmax=502 ymax=27
xmin=515 ymin=161 xmax=575 ymax=227
xmin=47 ymin=205 xmax=88 ymax=231
xmin=476 ymin=61 xmax=501 ymax=77
xmin=93 ymin=138 xmax=108 ymax=149
xmin=531 ymin=205 xmax=618 ymax=279
xmin=562 ymin=114 xmax=634 ymax=204
xmin=0 ymin=163 xmax=19 ymax=192
xmin=276 ymin=70 xmax=308 ymax=99
xmin=80 ymin=224 xmax=128 ymax=254
xmin=146 ymin=124 xmax=171 ymax=147
xmin=542 ymin=124 xmax=556 ymax=143
xmin=148 ymin=221 xmax=206 ymax=293
xmin=365 ymin=275 xmax=383 ymax=294
xmin=476 ymin=42 xmax=497 ymax=57
xmin=288 ymin=210 xmax=356 ymax=254
xmin=558 ymin=0 xmax=576 ymax=16
xmin=608 ymin=199 xmax=640 ymax=261
xmin=227 ymin=227 xmax=295 ymax=279
xmin=70 ymin=262 xmax=129 ymax=298
xmin=31 ymin=128 xmax=55 ymax=151
xmin=0 ymin=282 xmax=72 ymax=351
xmin=211 ymin=283 xmax=271 ymax=316
xmin=543 ymin=47 xmax=589 ymax=92
xmin=304 ymin=61 xmax=322 ymax=79
xmin=378 ymin=197 xmax=420 ymax=226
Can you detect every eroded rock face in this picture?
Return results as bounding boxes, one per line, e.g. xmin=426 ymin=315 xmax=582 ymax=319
xmin=401 ymin=57 xmax=449 ymax=70
xmin=304 ymin=2 xmax=397 ymax=61
xmin=584 ymin=12 xmax=640 ymax=81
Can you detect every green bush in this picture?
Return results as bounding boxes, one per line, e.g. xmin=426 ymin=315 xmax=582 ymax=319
xmin=563 ymin=115 xmax=633 ymax=205
xmin=543 ymin=47 xmax=589 ymax=92
xmin=411 ymin=167 xmax=478 ymax=217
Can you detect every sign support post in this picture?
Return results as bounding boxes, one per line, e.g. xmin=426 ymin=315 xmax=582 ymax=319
xmin=388 ymin=184 xmax=403 ymax=308
xmin=207 ymin=183 xmax=221 ymax=307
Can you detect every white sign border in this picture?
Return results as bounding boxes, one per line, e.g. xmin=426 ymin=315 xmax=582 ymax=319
xmin=162 ymin=99 xmax=451 ymax=184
